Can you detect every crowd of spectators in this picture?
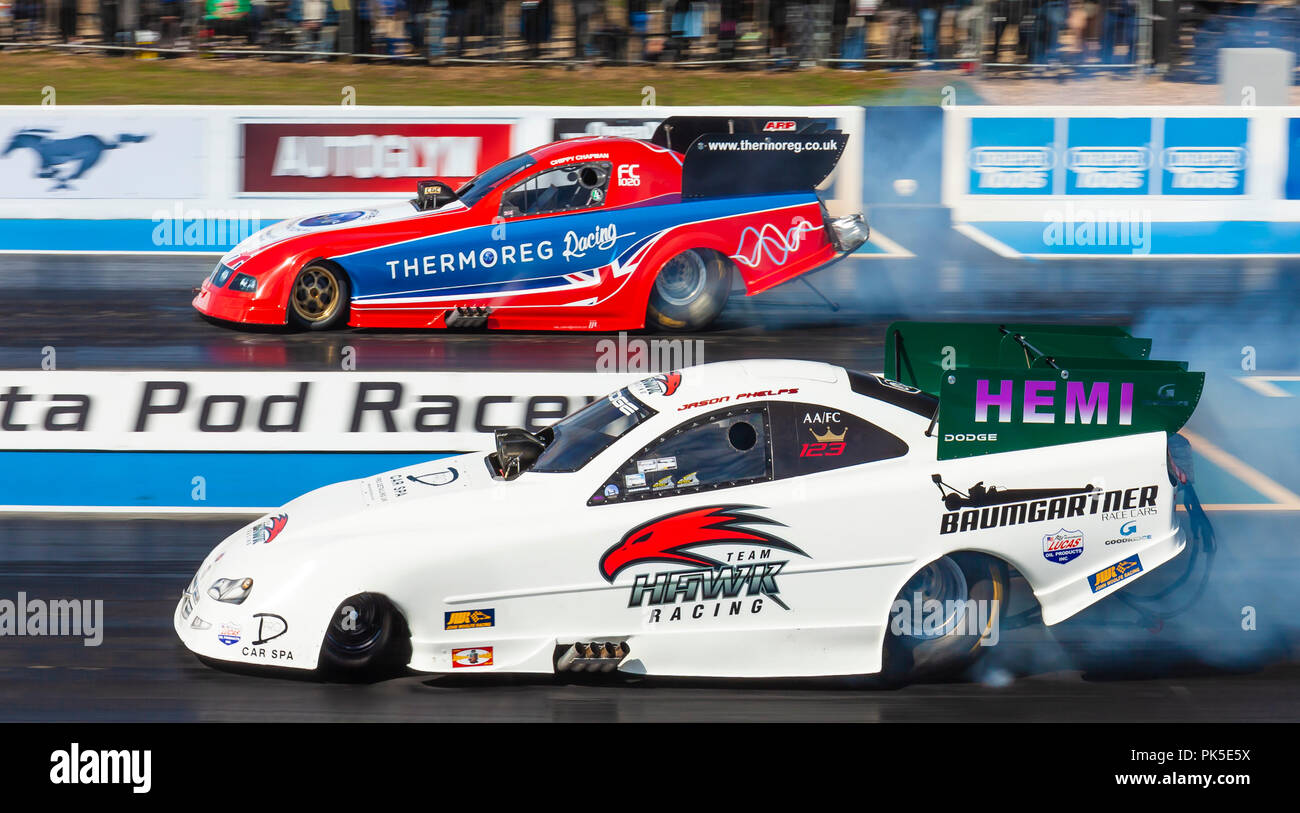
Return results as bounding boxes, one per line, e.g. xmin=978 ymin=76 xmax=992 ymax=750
xmin=0 ymin=0 xmax=1288 ymax=70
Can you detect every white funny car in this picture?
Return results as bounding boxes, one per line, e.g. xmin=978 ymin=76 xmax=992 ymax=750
xmin=175 ymin=322 xmax=1208 ymax=682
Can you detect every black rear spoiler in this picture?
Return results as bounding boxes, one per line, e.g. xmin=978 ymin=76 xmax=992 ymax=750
xmin=651 ymin=117 xmax=849 ymax=199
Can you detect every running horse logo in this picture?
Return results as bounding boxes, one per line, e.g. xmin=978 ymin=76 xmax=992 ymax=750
xmin=2 ymin=129 xmax=150 ymax=190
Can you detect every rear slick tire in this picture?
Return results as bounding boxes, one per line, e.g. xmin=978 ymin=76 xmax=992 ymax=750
xmin=880 ymin=553 xmax=1008 ymax=684
xmin=646 ymin=248 xmax=732 ymax=331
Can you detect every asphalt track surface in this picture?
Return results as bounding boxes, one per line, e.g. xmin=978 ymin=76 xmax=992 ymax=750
xmin=1 ymin=234 xmax=1299 ymax=722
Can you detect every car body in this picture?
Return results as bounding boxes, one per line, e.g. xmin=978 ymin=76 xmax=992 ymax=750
xmin=193 ymin=117 xmax=869 ymax=333
xmin=175 ymin=323 xmax=1207 ymax=681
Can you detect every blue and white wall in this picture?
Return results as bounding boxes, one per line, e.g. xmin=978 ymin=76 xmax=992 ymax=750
xmin=941 ymin=105 xmax=1300 ymax=257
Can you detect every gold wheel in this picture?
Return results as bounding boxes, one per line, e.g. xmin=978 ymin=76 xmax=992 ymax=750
xmin=290 ymin=264 xmax=344 ymax=327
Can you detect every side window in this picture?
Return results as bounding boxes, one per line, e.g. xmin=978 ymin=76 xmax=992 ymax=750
xmin=769 ymin=401 xmax=908 ymax=479
xmin=500 ymin=161 xmax=612 ymax=218
xmin=590 ymin=407 xmax=771 ymax=505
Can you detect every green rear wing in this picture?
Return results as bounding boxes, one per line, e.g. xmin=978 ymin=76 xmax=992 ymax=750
xmin=884 ymin=322 xmax=1204 ymax=460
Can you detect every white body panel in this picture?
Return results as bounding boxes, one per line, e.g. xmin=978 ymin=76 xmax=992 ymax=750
xmin=175 ymin=360 xmax=1186 ymax=677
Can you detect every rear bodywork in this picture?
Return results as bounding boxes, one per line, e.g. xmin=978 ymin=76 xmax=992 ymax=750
xmin=193 ymin=118 xmax=864 ymax=331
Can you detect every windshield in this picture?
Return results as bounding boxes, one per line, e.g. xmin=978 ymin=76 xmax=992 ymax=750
xmin=531 ymin=388 xmax=656 ymax=473
xmin=455 ymin=153 xmax=537 ymax=208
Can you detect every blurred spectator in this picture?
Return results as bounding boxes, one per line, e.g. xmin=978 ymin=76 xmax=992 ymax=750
xmin=877 ymin=0 xmax=914 ymax=60
xmin=784 ymin=0 xmax=813 ymax=63
xmin=157 ymin=0 xmax=181 ymax=46
xmin=520 ymin=0 xmax=550 ymax=59
xmin=1024 ymin=0 xmax=1065 ymax=64
xmin=626 ymin=0 xmax=648 ymax=61
xmin=100 ymin=0 xmax=120 ymax=44
xmin=917 ymin=0 xmax=940 ymax=64
xmin=247 ymin=0 xmax=267 ymax=44
xmin=403 ymin=0 xmax=425 ymax=54
xmin=572 ymin=0 xmax=595 ymax=58
xmin=426 ymin=0 xmax=445 ymax=57
xmin=768 ymin=0 xmax=788 ymax=56
xmin=352 ymin=0 xmax=371 ymax=53
xmin=1073 ymin=0 xmax=1103 ymax=62
xmin=1101 ymin=0 xmax=1136 ymax=64
xmin=290 ymin=0 xmax=330 ymax=56
xmin=13 ymin=0 xmax=43 ymax=40
xmin=58 ymin=0 xmax=75 ymax=41
xmin=446 ymin=0 xmax=465 ymax=54
xmin=954 ymin=0 xmax=984 ymax=62
xmin=718 ymin=0 xmax=740 ymax=60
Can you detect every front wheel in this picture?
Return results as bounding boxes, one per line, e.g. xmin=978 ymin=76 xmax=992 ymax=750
xmin=318 ymin=592 xmax=410 ymax=681
xmin=881 ymin=553 xmax=1008 ymax=683
xmin=646 ymin=249 xmax=732 ymax=331
xmin=287 ymin=261 xmax=350 ymax=331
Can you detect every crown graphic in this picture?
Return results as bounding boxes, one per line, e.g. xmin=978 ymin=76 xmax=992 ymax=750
xmin=810 ymin=427 xmax=846 ymax=443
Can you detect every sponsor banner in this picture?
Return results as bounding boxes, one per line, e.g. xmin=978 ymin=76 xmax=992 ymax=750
xmin=967 ymin=116 xmax=1056 ymax=195
xmin=1064 ymin=117 xmax=1153 ymax=195
xmin=0 ymin=369 xmax=639 ymax=510
xmin=0 ymin=370 xmax=635 ymax=451
xmin=964 ymin=113 xmax=1251 ymax=199
xmin=240 ymin=121 xmax=515 ymax=194
xmin=944 ymin=106 xmax=1300 ymax=257
xmin=1287 ymin=117 xmax=1300 ymax=200
xmin=0 ymin=113 xmax=205 ymax=199
xmin=1162 ymin=117 xmax=1248 ymax=195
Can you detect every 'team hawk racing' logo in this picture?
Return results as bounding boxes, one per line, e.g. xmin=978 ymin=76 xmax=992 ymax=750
xmin=599 ymin=505 xmax=809 ymax=616
xmin=247 ymin=513 xmax=288 ymax=545
xmin=629 ymin=371 xmax=682 ymax=401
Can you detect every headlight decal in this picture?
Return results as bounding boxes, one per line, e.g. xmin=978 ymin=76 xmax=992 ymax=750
xmin=208 ymin=577 xmax=254 ymax=604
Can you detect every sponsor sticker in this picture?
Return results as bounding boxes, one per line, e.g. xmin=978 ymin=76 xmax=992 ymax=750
xmin=604 ymin=483 xmax=620 ymax=498
xmin=676 ymin=472 xmax=699 ymax=487
xmin=1104 ymin=519 xmax=1154 ymax=546
xmin=651 ymin=475 xmax=675 ymax=491
xmin=252 ymin=613 xmax=287 ymax=645
xmin=624 ymin=473 xmax=646 ymax=489
xmin=617 ymin=164 xmax=641 ymax=186
xmin=636 ymin=456 xmax=677 ymax=473
xmin=247 ymin=513 xmax=288 ymax=545
xmin=451 ymin=647 xmax=494 ymax=668
xmin=445 ymin=609 xmax=495 ymax=631
xmin=628 ymin=372 xmax=682 ymax=400
xmin=407 ymin=467 xmax=459 ymax=487
xmin=217 ymin=623 xmax=241 ymax=646
xmin=1088 ymin=555 xmax=1143 ymax=593
xmin=1042 ymin=528 xmax=1085 ymax=564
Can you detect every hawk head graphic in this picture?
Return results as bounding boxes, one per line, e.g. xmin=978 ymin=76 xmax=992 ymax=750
xmin=251 ymin=513 xmax=288 ymax=545
xmin=598 ymin=505 xmax=806 ymax=582
xmin=654 ymin=372 xmax=682 ymax=397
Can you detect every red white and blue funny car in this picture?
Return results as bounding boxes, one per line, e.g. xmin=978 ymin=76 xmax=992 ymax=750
xmin=193 ymin=116 xmax=869 ymax=332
